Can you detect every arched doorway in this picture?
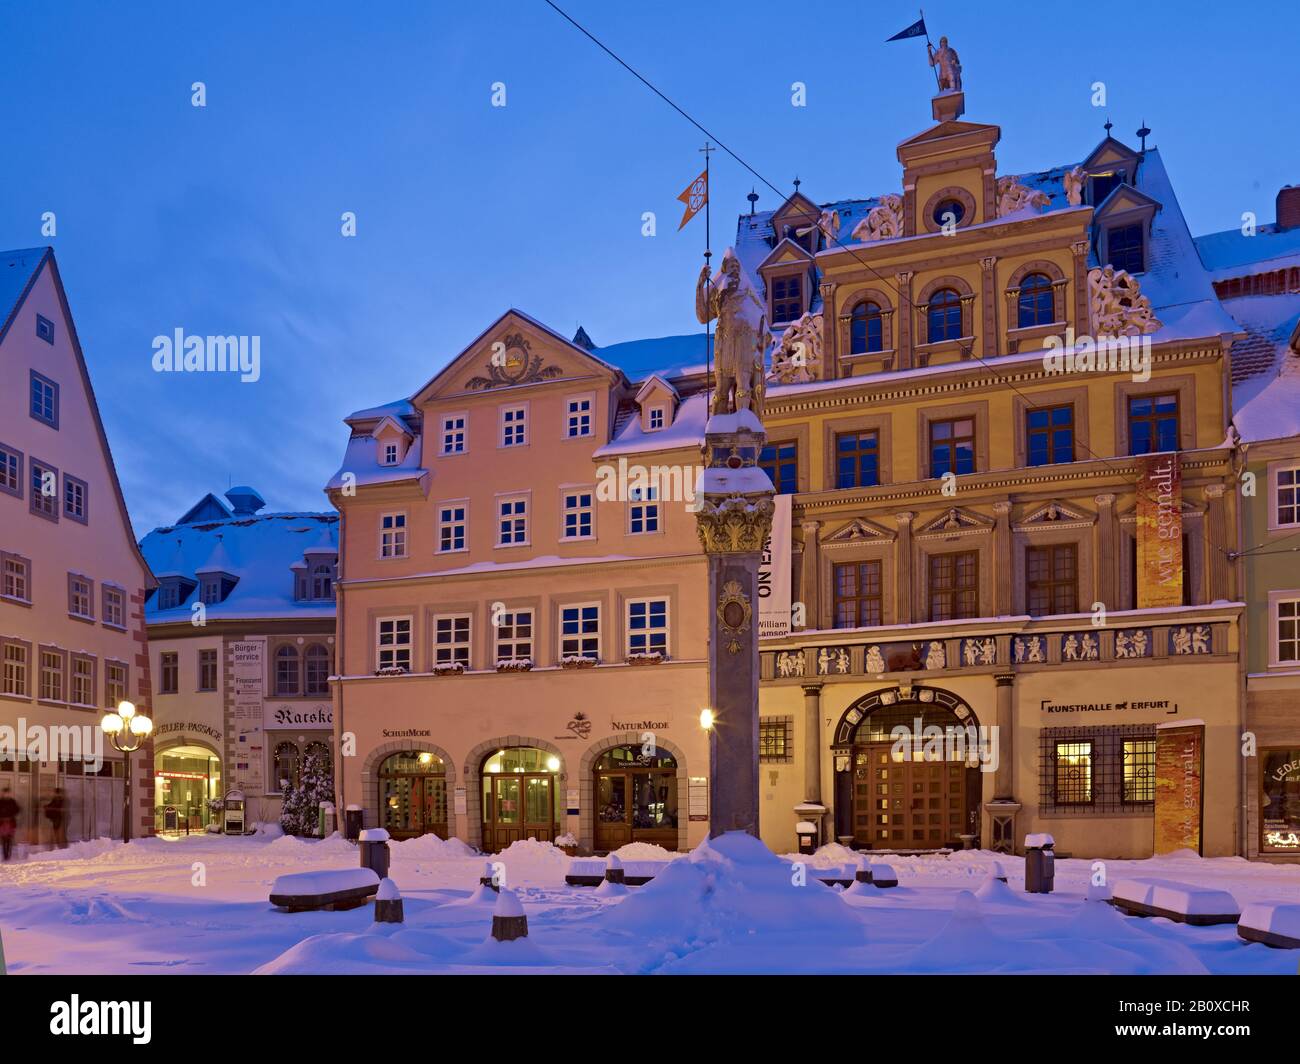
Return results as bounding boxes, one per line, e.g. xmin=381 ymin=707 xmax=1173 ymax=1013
xmin=480 ymin=746 xmax=560 ymax=852
xmin=153 ymin=741 xmax=223 ymax=833
xmin=832 ymin=687 xmax=983 ymax=850
xmin=593 ymin=745 xmax=679 ymax=852
xmin=379 ymin=750 xmax=448 ymax=840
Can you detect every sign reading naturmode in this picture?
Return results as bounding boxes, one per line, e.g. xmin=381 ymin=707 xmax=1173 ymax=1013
xmin=1136 ymin=453 xmax=1183 ymax=608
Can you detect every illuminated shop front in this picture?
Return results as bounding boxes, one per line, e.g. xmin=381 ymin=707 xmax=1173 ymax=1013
xmin=154 ymin=745 xmax=222 ymax=832
xmin=593 ymin=745 xmax=679 ymax=851
xmin=1261 ymin=748 xmax=1300 ymax=854
xmin=481 ymin=746 xmax=560 ymax=851
xmin=380 ymin=750 xmax=448 ymax=840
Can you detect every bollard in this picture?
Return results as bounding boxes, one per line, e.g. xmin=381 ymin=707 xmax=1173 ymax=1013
xmin=1024 ymin=833 xmax=1055 ymax=894
xmin=991 ymin=860 xmax=1007 ymax=883
xmin=358 ymin=827 xmax=391 ymax=880
xmin=491 ymin=888 xmax=528 ymax=941
xmin=318 ymin=801 xmax=336 ymax=839
xmin=604 ymin=853 xmax=626 ymax=885
xmin=854 ymin=854 xmax=872 ymax=884
xmin=344 ymin=805 xmax=363 ymax=842
xmin=374 ymin=878 xmax=404 ymax=923
xmin=479 ymin=860 xmax=501 ymax=892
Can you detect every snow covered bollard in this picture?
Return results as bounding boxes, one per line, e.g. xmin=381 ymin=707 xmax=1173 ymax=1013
xmin=358 ymin=827 xmax=391 ymax=879
xmin=604 ymin=853 xmax=626 ymax=885
xmin=491 ymin=888 xmax=528 ymax=941
xmin=853 ymin=854 xmax=872 ymax=884
xmin=374 ymin=878 xmax=404 ymax=924
xmin=479 ymin=860 xmax=501 ymax=893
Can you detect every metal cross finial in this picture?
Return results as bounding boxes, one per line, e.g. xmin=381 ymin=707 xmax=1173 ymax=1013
xmin=1137 ymin=121 xmax=1151 ymax=152
xmin=1104 ymin=117 xmax=1113 ymax=136
xmin=747 ymin=188 xmax=759 ymax=216
xmin=792 ymin=175 xmax=801 ymax=192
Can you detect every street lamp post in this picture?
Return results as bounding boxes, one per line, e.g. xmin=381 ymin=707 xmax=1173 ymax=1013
xmin=100 ymin=700 xmax=152 ymax=844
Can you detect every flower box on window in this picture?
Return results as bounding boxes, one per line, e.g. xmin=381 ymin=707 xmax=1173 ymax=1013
xmin=432 ymin=662 xmax=466 ymax=676
xmin=625 ymin=651 xmax=664 ymax=666
xmin=560 ymin=656 xmax=598 ymax=670
xmin=375 ymin=665 xmax=410 ymax=677
xmin=495 ymin=658 xmax=533 ymax=673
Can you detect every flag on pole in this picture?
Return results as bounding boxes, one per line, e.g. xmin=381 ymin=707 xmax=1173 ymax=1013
xmin=886 ymin=17 xmax=927 ymax=41
xmin=676 ymin=168 xmax=708 ymax=231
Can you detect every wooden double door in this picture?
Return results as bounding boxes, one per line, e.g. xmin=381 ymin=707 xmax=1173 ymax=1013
xmin=853 ymin=743 xmax=969 ymax=849
xmin=482 ymin=772 xmax=556 ymax=852
xmin=381 ymin=773 xmax=449 ymax=840
xmin=594 ymin=768 xmax=678 ymax=852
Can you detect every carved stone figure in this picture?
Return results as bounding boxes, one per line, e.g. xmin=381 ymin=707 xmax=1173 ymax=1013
xmin=924 ymin=641 xmax=946 ymax=670
xmin=776 ymin=649 xmax=805 ymax=677
xmin=1014 ymin=636 xmax=1045 ymax=664
xmin=963 ymin=640 xmax=979 ymax=666
xmin=817 ymin=647 xmax=831 ymax=675
xmin=980 ymin=638 xmax=997 ymax=665
xmin=996 ymin=176 xmax=1051 ymax=218
xmin=1115 ymin=631 xmax=1133 ymax=658
xmin=865 ymin=645 xmax=886 ymax=673
xmin=1172 ymin=627 xmax=1192 ymax=655
xmin=1088 ymin=265 xmax=1162 ymax=336
xmin=696 ymin=247 xmax=771 ymax=417
xmin=1192 ymin=626 xmax=1210 ymax=653
xmin=768 ymin=312 xmax=824 ymax=384
xmin=1063 ymin=633 xmax=1081 ymax=661
xmin=1080 ymin=633 xmax=1099 ymax=660
xmin=835 ymin=647 xmax=850 ymax=674
xmin=851 ymin=193 xmax=904 ymax=243
xmin=1063 ymin=166 xmax=1086 ymax=207
xmin=928 ymin=36 xmax=962 ymax=93
xmin=1132 ymin=630 xmax=1149 ymax=656
xmin=797 ymin=208 xmax=840 ymax=249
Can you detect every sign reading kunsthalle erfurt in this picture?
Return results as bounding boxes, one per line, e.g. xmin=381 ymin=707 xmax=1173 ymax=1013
xmin=230 ymin=639 xmax=266 ymax=793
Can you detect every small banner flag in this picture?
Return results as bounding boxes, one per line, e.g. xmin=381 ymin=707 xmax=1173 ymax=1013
xmin=677 ymin=168 xmax=708 ymax=231
xmin=886 ymin=17 xmax=927 ymax=41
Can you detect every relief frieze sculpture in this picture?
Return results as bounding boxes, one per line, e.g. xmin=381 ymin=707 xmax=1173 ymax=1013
xmin=1088 ymin=265 xmax=1162 ymax=336
xmin=465 ymin=332 xmax=565 ymax=390
xmin=852 ymin=193 xmax=904 ymax=244
xmin=996 ymin=176 xmax=1051 ymax=217
xmin=768 ymin=311 xmax=824 ymax=384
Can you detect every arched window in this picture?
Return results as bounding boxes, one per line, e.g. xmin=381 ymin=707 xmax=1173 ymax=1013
xmin=273 ymin=741 xmax=300 ymax=791
xmin=304 ymin=644 xmax=331 ymax=696
xmin=849 ymin=301 xmax=883 ymax=354
xmin=275 ymin=645 xmax=300 ymax=696
xmin=311 ymin=563 xmax=333 ymax=600
xmin=1017 ymin=273 xmax=1055 ymax=328
xmin=927 ymin=288 xmax=963 ymax=343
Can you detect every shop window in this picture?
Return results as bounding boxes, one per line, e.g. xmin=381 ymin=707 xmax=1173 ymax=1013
xmin=433 ymin=614 xmax=471 ymax=667
xmin=1039 ymin=726 xmax=1156 ymax=815
xmin=759 ymin=719 xmax=793 ymax=763
xmin=304 ymin=644 xmax=331 ymax=695
xmin=593 ymin=745 xmax=678 ymax=851
xmin=835 ymin=430 xmax=879 ymax=489
xmin=759 ymin=440 xmax=798 ymax=494
xmin=1262 ymin=748 xmax=1300 ymax=853
xmin=1053 ymin=741 xmax=1093 ymax=804
xmin=849 ymin=301 xmax=883 ymax=354
xmin=771 ymin=275 xmax=802 ymax=324
xmin=275 ymin=645 xmax=300 ymax=696
xmin=159 ymin=651 xmax=179 ymax=695
xmin=1026 ymin=544 xmax=1078 ymax=617
xmin=1026 ymin=405 xmax=1074 ymax=466
xmin=833 ymin=561 xmax=883 ymax=629
xmin=495 ymin=609 xmax=533 ymax=663
xmin=928 ymin=551 xmax=978 ymax=621
xmin=380 ymin=750 xmax=448 ymax=840
xmin=1016 ymin=273 xmax=1055 ymax=327
xmin=273 ymin=742 xmax=300 ymax=791
xmin=1107 ymin=223 xmax=1145 ymax=273
xmin=560 ymin=603 xmax=600 ymax=660
xmin=1127 ymin=393 xmax=1178 ymax=455
xmin=926 ymin=289 xmax=963 ymax=343
xmin=929 ymin=418 xmax=975 ymax=477
xmin=1122 ymin=739 xmax=1155 ymax=803
xmin=627 ymin=598 xmax=668 ymax=658
xmin=304 ymin=741 xmax=332 ymax=777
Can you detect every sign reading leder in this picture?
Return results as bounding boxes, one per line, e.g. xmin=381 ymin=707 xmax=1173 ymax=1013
xmin=1136 ymin=453 xmax=1183 ymax=608
xmin=1154 ymin=722 xmax=1204 ymax=855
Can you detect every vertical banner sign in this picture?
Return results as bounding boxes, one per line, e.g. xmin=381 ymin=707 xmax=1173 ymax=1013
xmin=758 ymin=493 xmax=792 ymax=637
xmin=1154 ymin=721 xmax=1204 ymax=855
xmin=230 ymin=639 xmax=266 ymax=794
xmin=1136 ymin=453 xmax=1183 ymax=608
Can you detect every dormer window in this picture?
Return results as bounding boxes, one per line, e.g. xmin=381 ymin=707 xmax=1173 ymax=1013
xmin=383 ymin=443 xmax=399 ymax=465
xmin=648 ymin=407 xmax=665 ymax=431
xmin=1088 ymin=171 xmax=1124 ymax=206
xmin=850 ymin=301 xmax=884 ymax=354
xmin=201 ymin=578 xmax=221 ymax=605
xmin=1107 ymin=223 xmax=1145 ymax=273
xmin=310 ymin=563 xmax=333 ymax=600
xmin=772 ymin=275 xmax=802 ymax=324
xmin=156 ymin=577 xmax=196 ymax=610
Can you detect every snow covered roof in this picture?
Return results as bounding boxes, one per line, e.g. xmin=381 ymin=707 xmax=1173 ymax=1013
xmin=1196 ymin=222 xmax=1300 ymax=282
xmin=1217 ymin=293 xmax=1300 ymax=443
xmin=589 ymin=333 xmax=709 ymax=383
xmin=326 ymin=434 xmax=428 ymax=492
xmin=593 ymin=392 xmax=709 ymax=458
xmin=139 ymin=507 xmax=338 ymax=623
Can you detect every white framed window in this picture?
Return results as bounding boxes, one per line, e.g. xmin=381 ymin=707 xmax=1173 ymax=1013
xmin=105 ymin=660 xmax=127 ymax=707
xmin=68 ymin=574 xmax=93 ymax=619
xmin=39 ymin=647 xmax=65 ymax=702
xmin=648 ymin=406 xmax=665 ymax=431
xmin=102 ymin=585 xmax=125 ymax=628
xmin=627 ymin=597 xmax=669 ymax=657
xmin=497 ymin=495 xmax=528 ymax=546
xmin=71 ymin=655 xmax=94 ymax=706
xmin=433 ymin=614 xmax=471 ymax=667
xmin=376 ymin=617 xmax=412 ymax=672
xmin=441 ymin=413 xmax=467 ymax=455
xmin=1272 ymin=593 xmax=1300 ymax=667
xmin=628 ymin=485 xmax=660 ymax=534
xmin=500 ymin=405 xmax=528 ymax=448
xmin=383 ymin=442 xmax=399 ymax=465
xmin=1 ymin=553 xmax=31 ymax=603
xmin=495 ymin=608 xmax=533 ymax=663
xmin=2 ymin=641 xmax=30 ymax=697
xmin=560 ymin=603 xmax=600 ymax=660
xmin=1272 ymin=463 xmax=1300 ymax=530
xmin=562 ymin=489 xmax=594 ymax=539
xmin=565 ymin=395 xmax=593 ymax=438
xmin=437 ymin=501 xmax=468 ymax=553
xmin=379 ymin=512 xmax=407 ymax=558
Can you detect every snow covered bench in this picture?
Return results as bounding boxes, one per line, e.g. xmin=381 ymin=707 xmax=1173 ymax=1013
xmin=564 ymin=859 xmax=666 ymax=887
xmin=1237 ymin=903 xmax=1300 ymax=949
xmin=1109 ymin=878 xmax=1240 ymax=926
xmin=269 ymin=868 xmax=381 ymax=913
xmin=811 ymin=864 xmax=854 ymax=888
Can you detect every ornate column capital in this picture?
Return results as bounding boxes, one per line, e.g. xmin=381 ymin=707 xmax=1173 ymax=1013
xmin=800 ymin=519 xmax=821 ymax=534
xmin=800 ymin=682 xmax=824 ymax=697
xmin=1094 ymin=493 xmax=1116 ymax=507
xmin=894 ymin=270 xmax=915 ymax=287
xmin=696 ymin=496 xmax=775 ymax=554
xmin=894 ymin=511 xmax=916 ymax=526
xmin=979 ymin=255 xmax=998 ymax=271
xmin=994 ymin=673 xmax=1016 ymax=687
xmin=1070 ymin=239 xmax=1090 ymax=258
xmin=1204 ymin=483 xmax=1226 ymax=500
xmin=992 ymin=500 xmax=1012 ymax=516
xmin=819 ymin=280 xmax=838 ymax=299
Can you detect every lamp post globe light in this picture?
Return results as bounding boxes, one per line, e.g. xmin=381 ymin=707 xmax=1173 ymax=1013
xmin=100 ymin=699 xmax=152 ymax=844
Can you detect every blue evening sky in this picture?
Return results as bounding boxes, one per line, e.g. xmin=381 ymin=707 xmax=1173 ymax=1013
xmin=2 ymin=0 xmax=1295 ymax=535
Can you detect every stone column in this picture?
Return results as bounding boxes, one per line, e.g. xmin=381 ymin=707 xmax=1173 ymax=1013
xmin=1205 ymin=483 xmax=1228 ymax=602
xmin=1095 ymin=493 xmax=1117 ymax=610
xmin=695 ymin=415 xmax=775 ymax=839
xmin=992 ymin=673 xmax=1015 ymax=800
xmin=799 ymin=519 xmax=820 ymax=629
xmin=1070 ymin=240 xmax=1091 ymax=331
xmin=894 ymin=511 xmax=915 ymax=624
xmin=979 ymin=256 xmax=998 ymax=358
xmin=801 ymin=683 xmax=823 ymax=805
xmin=895 ymin=271 xmax=915 ymax=370
xmin=993 ymin=501 xmax=1012 ymax=616
xmin=819 ymin=280 xmax=838 ymax=380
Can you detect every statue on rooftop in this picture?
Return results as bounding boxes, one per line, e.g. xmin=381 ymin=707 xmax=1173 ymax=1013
xmin=928 ymin=36 xmax=962 ymax=93
xmin=696 ymin=248 xmax=770 ymax=419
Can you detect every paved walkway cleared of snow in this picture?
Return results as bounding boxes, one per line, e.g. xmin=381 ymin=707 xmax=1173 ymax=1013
xmin=1 ymin=831 xmax=1298 ymax=975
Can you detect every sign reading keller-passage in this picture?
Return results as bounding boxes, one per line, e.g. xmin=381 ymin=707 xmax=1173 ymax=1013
xmin=758 ymin=493 xmax=792 ymax=637
xmin=1136 ymin=453 xmax=1183 ymax=608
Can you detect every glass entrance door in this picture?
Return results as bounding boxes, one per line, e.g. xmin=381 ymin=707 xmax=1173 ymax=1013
xmin=379 ymin=751 xmax=448 ymax=839
xmin=480 ymin=747 xmax=559 ymax=852
xmin=593 ymin=746 xmax=679 ymax=852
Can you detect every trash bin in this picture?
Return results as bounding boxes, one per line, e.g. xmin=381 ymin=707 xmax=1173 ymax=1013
xmin=317 ymin=801 xmax=336 ymax=838
xmin=795 ymin=820 xmax=818 ymax=856
xmin=359 ymin=827 xmax=391 ymax=879
xmin=344 ymin=804 xmax=363 ymax=842
xmin=1024 ymin=832 xmax=1055 ymax=894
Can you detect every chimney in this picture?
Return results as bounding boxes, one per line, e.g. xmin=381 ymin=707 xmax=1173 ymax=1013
xmin=1278 ymin=185 xmax=1300 ymax=230
xmin=225 ymin=486 xmax=266 ymax=517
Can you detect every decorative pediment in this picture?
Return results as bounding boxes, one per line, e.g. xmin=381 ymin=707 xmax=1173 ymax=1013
xmin=1014 ymin=500 xmax=1096 ymax=531
xmin=768 ymin=191 xmax=821 ymax=241
xmin=1093 ymin=183 xmax=1161 ymax=222
xmin=917 ymin=506 xmax=995 ymax=535
xmin=1081 ymin=136 xmax=1140 ymax=175
xmin=757 ymin=237 xmax=815 ymax=273
xmin=372 ymin=415 xmax=413 ymax=441
xmin=822 ymin=516 xmax=896 ymax=545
